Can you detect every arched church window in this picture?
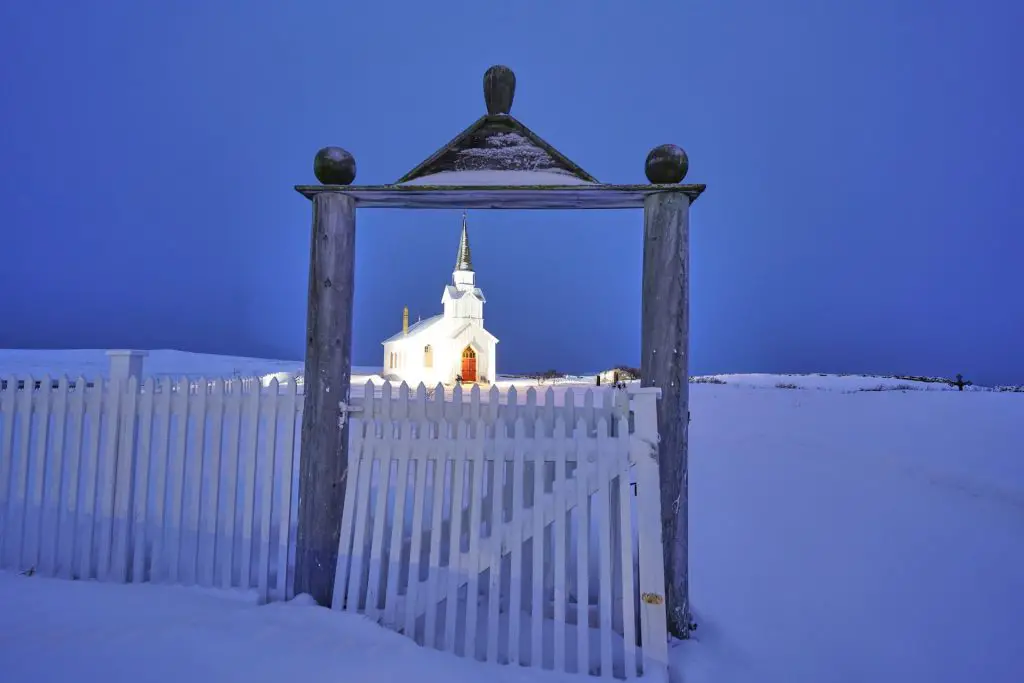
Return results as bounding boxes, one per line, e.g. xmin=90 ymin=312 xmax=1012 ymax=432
xmin=424 ymin=345 xmax=433 ymax=368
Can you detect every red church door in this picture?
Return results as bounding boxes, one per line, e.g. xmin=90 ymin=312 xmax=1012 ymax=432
xmin=460 ymin=346 xmax=477 ymax=383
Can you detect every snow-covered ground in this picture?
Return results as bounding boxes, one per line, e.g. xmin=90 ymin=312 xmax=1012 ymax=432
xmin=1 ymin=349 xmax=1022 ymax=683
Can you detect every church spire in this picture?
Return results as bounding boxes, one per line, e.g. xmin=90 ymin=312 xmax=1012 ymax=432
xmin=455 ymin=211 xmax=473 ymax=272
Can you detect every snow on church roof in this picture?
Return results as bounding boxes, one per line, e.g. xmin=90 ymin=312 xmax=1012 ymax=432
xmin=382 ymin=314 xmax=443 ymax=344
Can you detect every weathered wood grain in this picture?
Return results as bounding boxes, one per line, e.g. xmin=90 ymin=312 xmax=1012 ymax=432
xmin=640 ymin=191 xmax=692 ymax=639
xmin=294 ymin=192 xmax=356 ymax=606
xmin=294 ymin=184 xmax=705 ymax=209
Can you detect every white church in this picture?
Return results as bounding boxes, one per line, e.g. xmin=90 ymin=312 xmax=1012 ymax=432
xmin=382 ymin=213 xmax=498 ymax=386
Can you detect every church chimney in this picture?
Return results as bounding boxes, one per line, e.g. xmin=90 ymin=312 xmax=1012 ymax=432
xmin=403 ymin=306 xmax=409 ymax=335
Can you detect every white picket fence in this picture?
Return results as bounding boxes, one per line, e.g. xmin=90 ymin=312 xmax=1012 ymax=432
xmin=333 ymin=384 xmax=668 ymax=680
xmin=0 ymin=372 xmax=668 ymax=681
xmin=0 ymin=375 xmax=302 ymax=598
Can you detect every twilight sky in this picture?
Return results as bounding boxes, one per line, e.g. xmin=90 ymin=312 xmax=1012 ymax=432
xmin=1 ymin=0 xmax=1021 ymax=384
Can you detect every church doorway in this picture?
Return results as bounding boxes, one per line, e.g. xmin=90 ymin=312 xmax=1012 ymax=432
xmin=460 ymin=346 xmax=477 ymax=383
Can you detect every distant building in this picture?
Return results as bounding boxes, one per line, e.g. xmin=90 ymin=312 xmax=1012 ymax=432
xmin=382 ymin=213 xmax=499 ymax=386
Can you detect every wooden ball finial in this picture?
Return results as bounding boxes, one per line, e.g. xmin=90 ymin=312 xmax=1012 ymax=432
xmin=645 ymin=144 xmax=689 ymax=184
xmin=484 ymin=65 xmax=516 ymax=115
xmin=314 ymin=147 xmax=356 ymax=185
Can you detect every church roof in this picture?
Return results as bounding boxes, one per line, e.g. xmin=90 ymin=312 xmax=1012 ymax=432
xmin=396 ymin=66 xmax=598 ymax=185
xmin=382 ymin=314 xmax=443 ymax=344
xmin=455 ymin=212 xmax=472 ymax=271
xmin=443 ymin=285 xmax=485 ymax=303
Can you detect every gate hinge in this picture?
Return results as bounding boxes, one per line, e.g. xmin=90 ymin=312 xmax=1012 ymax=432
xmin=337 ymin=400 xmax=363 ymax=429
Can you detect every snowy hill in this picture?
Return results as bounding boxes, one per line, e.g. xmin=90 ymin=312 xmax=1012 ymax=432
xmin=1 ymin=350 xmax=1022 ymax=683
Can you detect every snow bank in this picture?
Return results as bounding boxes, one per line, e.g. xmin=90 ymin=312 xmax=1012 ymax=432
xmin=672 ymin=384 xmax=1024 ymax=683
xmin=0 ymin=571 xmax=580 ymax=683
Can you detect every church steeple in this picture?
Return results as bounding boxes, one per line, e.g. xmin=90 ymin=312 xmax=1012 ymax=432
xmin=455 ymin=211 xmax=473 ymax=272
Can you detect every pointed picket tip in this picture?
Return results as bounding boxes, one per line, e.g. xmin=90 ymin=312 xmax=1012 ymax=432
xmin=433 ymin=382 xmax=445 ymax=396
xmin=525 ymin=387 xmax=537 ymax=405
xmin=416 ymin=381 xmax=428 ymax=396
xmin=470 ymin=384 xmax=481 ymax=400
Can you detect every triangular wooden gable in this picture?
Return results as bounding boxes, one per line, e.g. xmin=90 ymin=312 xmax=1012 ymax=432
xmin=396 ymin=113 xmax=598 ymax=184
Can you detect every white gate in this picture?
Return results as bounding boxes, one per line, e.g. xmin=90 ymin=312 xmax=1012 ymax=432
xmin=332 ymin=383 xmax=668 ymax=680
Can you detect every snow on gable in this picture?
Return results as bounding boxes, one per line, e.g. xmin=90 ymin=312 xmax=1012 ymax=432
xmin=444 ymin=285 xmax=486 ymax=301
xmin=397 ymin=114 xmax=597 ymax=185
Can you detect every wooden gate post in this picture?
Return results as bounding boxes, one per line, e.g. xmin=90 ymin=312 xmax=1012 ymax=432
xmin=640 ymin=143 xmax=692 ymax=639
xmin=295 ymin=147 xmax=358 ymax=605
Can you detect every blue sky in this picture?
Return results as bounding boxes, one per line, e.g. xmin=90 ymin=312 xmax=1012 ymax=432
xmin=1 ymin=0 xmax=1021 ymax=384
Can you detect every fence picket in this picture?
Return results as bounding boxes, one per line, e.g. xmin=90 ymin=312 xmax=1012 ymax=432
xmin=198 ymin=379 xmax=224 ymax=588
xmin=442 ymin=420 xmax=468 ymax=653
xmin=345 ymin=421 xmax=376 ymax=612
xmin=219 ymin=381 xmax=242 ymax=588
xmin=59 ymin=377 xmax=87 ymax=579
xmin=149 ymin=378 xmax=174 ymax=582
xmin=39 ymin=376 xmax=69 ymax=576
xmin=596 ymin=418 xmax=615 ymax=678
xmin=275 ymin=381 xmax=298 ymax=601
xmin=383 ymin=421 xmax=413 ymax=628
xmin=423 ymin=424 xmax=446 ymax=650
xmin=552 ymin=417 xmax=569 ymax=673
xmin=95 ymin=377 xmax=122 ymax=579
xmin=238 ymin=379 xmax=261 ymax=589
xmin=616 ymin=416 xmax=637 ymax=679
xmin=504 ymin=419 xmax=524 ymax=666
xmin=78 ymin=377 xmax=103 ymax=580
xmin=110 ymin=376 xmax=139 ymax=582
xmin=0 ymin=378 xmax=16 ymax=565
xmin=365 ymin=422 xmax=394 ymax=621
xmin=26 ymin=374 xmax=52 ymax=572
xmin=484 ymin=421 xmax=504 ymax=663
xmin=257 ymin=380 xmax=279 ymax=603
xmin=401 ymin=422 xmax=430 ymax=641
xmin=131 ymin=378 xmax=156 ymax=582
xmin=575 ymin=416 xmax=591 ymax=675
xmin=166 ymin=378 xmax=190 ymax=584
xmin=463 ymin=419 xmax=486 ymax=661
xmin=333 ymin=416 xmax=365 ymax=611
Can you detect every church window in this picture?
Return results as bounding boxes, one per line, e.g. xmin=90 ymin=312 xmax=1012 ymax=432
xmin=424 ymin=345 xmax=433 ymax=368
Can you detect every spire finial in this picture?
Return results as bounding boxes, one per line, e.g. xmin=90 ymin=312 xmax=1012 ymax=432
xmin=455 ymin=211 xmax=473 ymax=272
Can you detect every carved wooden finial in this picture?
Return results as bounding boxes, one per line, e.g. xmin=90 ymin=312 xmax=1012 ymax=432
xmin=645 ymin=144 xmax=689 ymax=184
xmin=483 ymin=65 xmax=516 ymax=115
xmin=314 ymin=147 xmax=356 ymax=185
